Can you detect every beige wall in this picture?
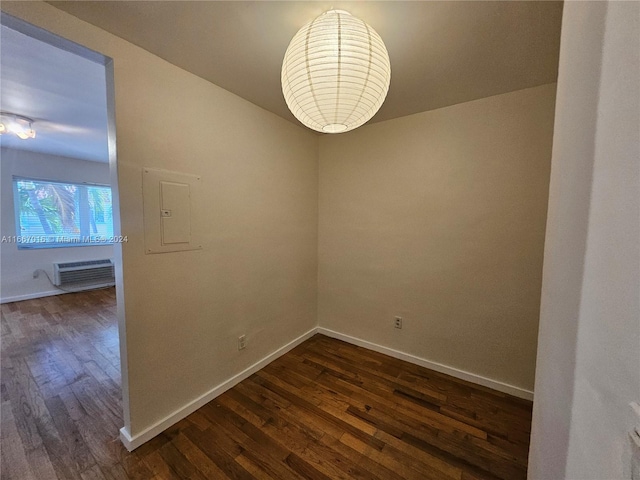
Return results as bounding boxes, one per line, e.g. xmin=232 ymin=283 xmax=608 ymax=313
xmin=318 ymin=84 xmax=556 ymax=392
xmin=1 ymin=1 xmax=318 ymax=437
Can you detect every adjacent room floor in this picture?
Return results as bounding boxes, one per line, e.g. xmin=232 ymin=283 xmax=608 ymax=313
xmin=0 ymin=290 xmax=532 ymax=479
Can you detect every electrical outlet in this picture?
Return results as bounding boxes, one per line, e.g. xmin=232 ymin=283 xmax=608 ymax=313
xmin=33 ymin=270 xmax=39 ymax=279
xmin=238 ymin=335 xmax=246 ymax=350
xmin=394 ymin=316 xmax=403 ymax=329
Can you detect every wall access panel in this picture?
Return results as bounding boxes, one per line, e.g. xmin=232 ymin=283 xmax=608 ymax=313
xmin=142 ymin=167 xmax=202 ymax=254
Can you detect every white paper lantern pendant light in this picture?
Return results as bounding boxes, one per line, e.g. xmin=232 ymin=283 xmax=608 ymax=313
xmin=281 ymin=9 xmax=391 ymax=134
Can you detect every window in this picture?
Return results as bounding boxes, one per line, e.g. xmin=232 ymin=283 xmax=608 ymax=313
xmin=13 ymin=177 xmax=114 ymax=248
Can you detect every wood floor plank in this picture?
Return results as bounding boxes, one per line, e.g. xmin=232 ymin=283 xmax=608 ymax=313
xmin=182 ymin=425 xmax=256 ymax=480
xmin=220 ymin=392 xmax=386 ymax=480
xmin=1 ymin=290 xmax=533 ymax=479
xmin=304 ymin=353 xmax=490 ymax=441
xmin=0 ymin=400 xmax=38 ymax=480
xmin=80 ymin=464 xmax=108 ymax=480
xmin=252 ymin=373 xmax=386 ymax=450
xmin=141 ymin=450 xmax=182 ymax=480
xmin=199 ymin=403 xmax=303 ymax=480
xmin=169 ymin=432 xmax=233 ymax=480
xmin=339 ymin=431 xmax=451 ymax=480
xmin=156 ymin=440 xmax=209 ymax=480
xmin=315 ymin=369 xmax=487 ymax=441
xmin=46 ymin=394 xmax=97 ymax=472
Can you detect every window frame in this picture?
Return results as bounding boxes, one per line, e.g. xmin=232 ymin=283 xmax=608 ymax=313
xmin=12 ymin=175 xmax=115 ymax=250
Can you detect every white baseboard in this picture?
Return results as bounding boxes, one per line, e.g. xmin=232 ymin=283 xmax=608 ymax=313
xmin=119 ymin=327 xmax=318 ymax=451
xmin=1 ymin=290 xmax=63 ymax=304
xmin=316 ymin=327 xmax=534 ymax=401
xmin=120 ymin=324 xmax=533 ymax=451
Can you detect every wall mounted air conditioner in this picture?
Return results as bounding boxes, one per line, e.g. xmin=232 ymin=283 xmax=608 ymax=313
xmin=53 ymin=259 xmax=115 ymax=291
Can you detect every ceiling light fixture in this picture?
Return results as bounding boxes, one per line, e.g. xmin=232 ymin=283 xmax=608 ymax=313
xmin=281 ymin=9 xmax=391 ymax=134
xmin=0 ymin=112 xmax=36 ymax=140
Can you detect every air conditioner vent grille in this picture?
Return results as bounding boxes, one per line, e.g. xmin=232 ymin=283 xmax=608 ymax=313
xmin=53 ymin=259 xmax=115 ymax=291
xmin=56 ymin=259 xmax=112 ymax=269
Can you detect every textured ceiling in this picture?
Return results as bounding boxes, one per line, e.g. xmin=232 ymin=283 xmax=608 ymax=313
xmin=48 ymin=1 xmax=563 ymax=131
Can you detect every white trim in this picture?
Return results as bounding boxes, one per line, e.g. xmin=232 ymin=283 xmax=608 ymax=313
xmin=119 ymin=427 xmax=135 ymax=450
xmin=118 ymin=327 xmax=318 ymax=451
xmin=316 ymin=327 xmax=534 ymax=401
xmin=1 ymin=290 xmax=63 ymax=304
xmin=119 ymin=324 xmax=533 ymax=451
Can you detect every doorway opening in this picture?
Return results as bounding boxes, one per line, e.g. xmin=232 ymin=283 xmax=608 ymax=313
xmin=0 ymin=12 xmax=130 ymax=475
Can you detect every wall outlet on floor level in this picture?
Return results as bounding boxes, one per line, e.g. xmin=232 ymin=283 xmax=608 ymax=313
xmin=33 ymin=270 xmax=40 ymax=279
xmin=238 ymin=334 xmax=246 ymax=350
xmin=394 ymin=316 xmax=403 ymax=329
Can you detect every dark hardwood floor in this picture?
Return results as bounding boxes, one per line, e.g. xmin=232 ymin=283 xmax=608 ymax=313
xmin=1 ymin=289 xmax=532 ymax=479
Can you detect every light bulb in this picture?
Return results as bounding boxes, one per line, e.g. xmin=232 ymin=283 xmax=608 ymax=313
xmin=0 ymin=113 xmax=36 ymax=139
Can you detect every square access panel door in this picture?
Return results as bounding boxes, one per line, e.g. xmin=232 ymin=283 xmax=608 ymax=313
xmin=142 ymin=167 xmax=202 ymax=254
